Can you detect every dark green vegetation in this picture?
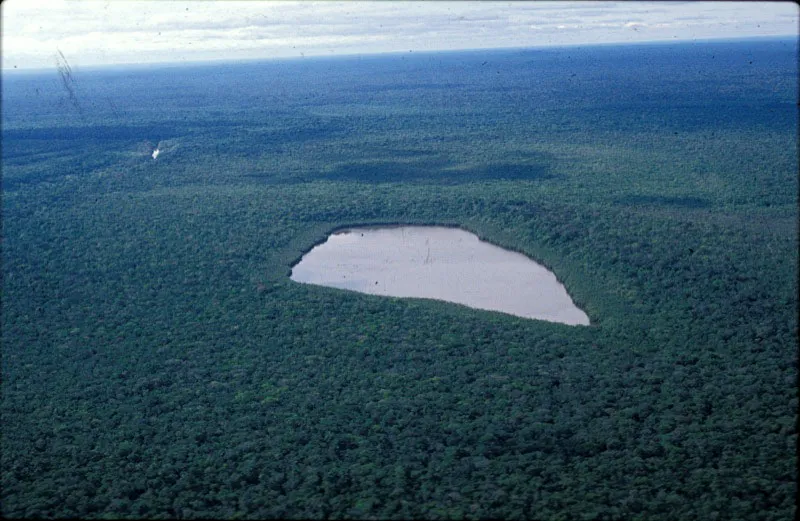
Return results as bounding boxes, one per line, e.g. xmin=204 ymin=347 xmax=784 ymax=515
xmin=2 ymin=39 xmax=797 ymax=519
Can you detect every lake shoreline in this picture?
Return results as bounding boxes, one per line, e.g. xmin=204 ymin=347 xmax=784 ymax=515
xmin=290 ymin=225 xmax=591 ymax=325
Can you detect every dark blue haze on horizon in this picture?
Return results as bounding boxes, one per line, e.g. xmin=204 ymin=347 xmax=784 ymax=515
xmin=2 ymin=38 xmax=797 ymax=128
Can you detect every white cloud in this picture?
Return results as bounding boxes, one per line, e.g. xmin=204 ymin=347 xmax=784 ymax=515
xmin=1 ymin=1 xmax=797 ymax=70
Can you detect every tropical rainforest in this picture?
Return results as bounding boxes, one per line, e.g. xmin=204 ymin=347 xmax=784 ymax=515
xmin=1 ymin=38 xmax=797 ymax=519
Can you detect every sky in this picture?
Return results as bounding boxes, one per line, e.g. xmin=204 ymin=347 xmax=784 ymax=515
xmin=1 ymin=1 xmax=798 ymax=70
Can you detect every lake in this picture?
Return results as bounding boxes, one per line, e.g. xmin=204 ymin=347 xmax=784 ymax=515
xmin=291 ymin=226 xmax=590 ymax=325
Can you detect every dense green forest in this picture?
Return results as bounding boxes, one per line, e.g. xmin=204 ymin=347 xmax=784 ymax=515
xmin=2 ymin=39 xmax=797 ymax=519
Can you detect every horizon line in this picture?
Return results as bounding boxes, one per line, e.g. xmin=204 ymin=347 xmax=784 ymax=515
xmin=2 ymin=33 xmax=796 ymax=75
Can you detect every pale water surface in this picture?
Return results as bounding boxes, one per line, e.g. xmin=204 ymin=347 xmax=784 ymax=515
xmin=291 ymin=226 xmax=590 ymax=325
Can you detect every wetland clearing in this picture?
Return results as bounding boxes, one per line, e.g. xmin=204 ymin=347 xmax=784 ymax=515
xmin=291 ymin=226 xmax=590 ymax=325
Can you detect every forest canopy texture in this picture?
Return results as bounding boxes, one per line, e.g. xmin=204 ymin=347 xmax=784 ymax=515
xmin=1 ymin=39 xmax=798 ymax=519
